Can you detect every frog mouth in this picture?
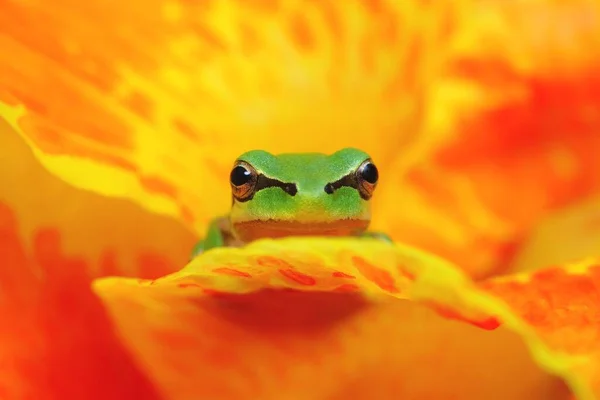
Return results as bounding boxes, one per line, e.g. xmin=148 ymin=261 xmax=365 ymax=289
xmin=232 ymin=219 xmax=370 ymax=242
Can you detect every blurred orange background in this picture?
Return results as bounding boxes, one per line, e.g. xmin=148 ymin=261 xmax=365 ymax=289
xmin=1 ymin=1 xmax=600 ymax=399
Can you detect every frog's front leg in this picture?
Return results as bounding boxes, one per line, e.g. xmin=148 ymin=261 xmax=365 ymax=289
xmin=360 ymin=231 xmax=393 ymax=243
xmin=190 ymin=217 xmax=235 ymax=259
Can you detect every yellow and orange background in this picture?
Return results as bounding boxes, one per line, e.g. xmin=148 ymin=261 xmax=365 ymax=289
xmin=1 ymin=0 xmax=600 ymax=399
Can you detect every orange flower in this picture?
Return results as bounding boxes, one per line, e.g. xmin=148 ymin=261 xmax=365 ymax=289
xmin=1 ymin=0 xmax=600 ymax=399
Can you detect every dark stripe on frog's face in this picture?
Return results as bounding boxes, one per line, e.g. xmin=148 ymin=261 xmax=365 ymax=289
xmin=233 ymin=174 xmax=298 ymax=203
xmin=323 ymin=172 xmax=373 ymax=200
xmin=235 ymin=170 xmax=370 ymax=203
xmin=236 ymin=149 xmax=370 ymax=191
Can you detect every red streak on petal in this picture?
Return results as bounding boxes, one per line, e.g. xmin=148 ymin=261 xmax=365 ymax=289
xmin=256 ymin=255 xmax=294 ymax=269
xmin=289 ymin=12 xmax=315 ymax=51
xmin=472 ymin=317 xmax=502 ymax=330
xmin=430 ymin=302 xmax=501 ymax=331
xmin=178 ymin=283 xmax=202 ymax=289
xmin=397 ymin=264 xmax=416 ymax=280
xmin=212 ymin=267 xmax=252 ymax=278
xmin=179 ymin=204 xmax=195 ymax=224
xmin=123 ymin=90 xmax=154 ymax=120
xmin=332 ymin=271 xmax=356 ymax=279
xmin=278 ymin=269 xmax=317 ymax=286
xmin=138 ymin=174 xmax=178 ymax=199
xmin=171 ymin=117 xmax=201 ymax=141
xmin=333 ymin=284 xmax=360 ymax=293
xmin=191 ymin=24 xmax=227 ymax=50
xmin=351 ymin=256 xmax=399 ymax=293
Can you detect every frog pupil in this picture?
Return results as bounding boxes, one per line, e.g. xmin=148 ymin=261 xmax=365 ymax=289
xmin=360 ymin=163 xmax=378 ymax=184
xmin=230 ymin=165 xmax=252 ymax=186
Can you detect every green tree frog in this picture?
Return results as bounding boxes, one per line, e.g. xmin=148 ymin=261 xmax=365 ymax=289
xmin=191 ymin=148 xmax=390 ymax=257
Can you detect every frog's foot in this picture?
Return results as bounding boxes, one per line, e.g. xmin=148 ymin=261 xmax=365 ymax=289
xmin=189 ymin=217 xmax=242 ymax=260
xmin=190 ymin=240 xmax=205 ymax=260
xmin=361 ymin=231 xmax=393 ymax=243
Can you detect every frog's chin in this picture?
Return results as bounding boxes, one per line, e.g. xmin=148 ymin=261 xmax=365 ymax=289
xmin=231 ymin=219 xmax=370 ymax=243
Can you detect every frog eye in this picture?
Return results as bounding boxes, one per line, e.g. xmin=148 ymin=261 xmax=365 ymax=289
xmin=230 ymin=161 xmax=258 ymax=201
xmin=356 ymin=159 xmax=378 ymax=199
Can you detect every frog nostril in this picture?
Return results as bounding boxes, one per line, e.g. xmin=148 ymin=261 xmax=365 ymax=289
xmin=324 ymin=183 xmax=335 ymax=194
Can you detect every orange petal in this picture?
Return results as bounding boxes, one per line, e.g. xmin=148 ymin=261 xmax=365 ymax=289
xmin=373 ymin=0 xmax=600 ymax=278
xmin=0 ymin=0 xmax=454 ymax=232
xmin=0 ymin=202 xmax=160 ymax=399
xmin=511 ymin=196 xmax=600 ymax=272
xmin=0 ymin=112 xmax=195 ymax=279
xmin=481 ymin=260 xmax=600 ymax=399
xmin=4 ymin=0 xmax=599 ymax=279
xmin=94 ymin=238 xmax=568 ymax=399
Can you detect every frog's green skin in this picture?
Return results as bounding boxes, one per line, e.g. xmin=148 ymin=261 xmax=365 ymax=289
xmin=191 ymin=148 xmax=391 ymax=258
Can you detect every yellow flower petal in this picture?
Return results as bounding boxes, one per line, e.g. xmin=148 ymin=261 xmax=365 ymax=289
xmin=93 ymin=238 xmax=570 ymax=399
xmin=0 ymin=0 xmax=451 ymax=231
xmin=4 ymin=0 xmax=599 ymax=280
xmin=0 ymin=112 xmax=195 ymax=278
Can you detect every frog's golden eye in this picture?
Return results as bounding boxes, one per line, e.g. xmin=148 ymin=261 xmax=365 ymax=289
xmin=230 ymin=161 xmax=258 ymax=201
xmin=356 ymin=159 xmax=378 ymax=199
